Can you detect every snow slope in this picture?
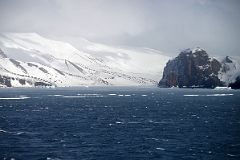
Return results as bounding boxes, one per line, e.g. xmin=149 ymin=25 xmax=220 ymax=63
xmin=68 ymin=39 xmax=170 ymax=80
xmin=0 ymin=33 xmax=170 ymax=87
xmin=218 ymin=56 xmax=240 ymax=85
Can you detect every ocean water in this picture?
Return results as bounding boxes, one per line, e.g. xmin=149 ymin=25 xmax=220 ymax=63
xmin=0 ymin=87 xmax=240 ymax=160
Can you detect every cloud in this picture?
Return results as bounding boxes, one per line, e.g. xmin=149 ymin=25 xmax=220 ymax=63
xmin=0 ymin=0 xmax=240 ymax=56
xmin=0 ymin=0 xmax=149 ymax=38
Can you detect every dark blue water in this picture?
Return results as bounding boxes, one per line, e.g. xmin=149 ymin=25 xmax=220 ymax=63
xmin=0 ymin=87 xmax=240 ymax=160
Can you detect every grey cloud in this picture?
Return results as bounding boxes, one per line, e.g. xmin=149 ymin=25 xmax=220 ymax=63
xmin=0 ymin=0 xmax=240 ymax=56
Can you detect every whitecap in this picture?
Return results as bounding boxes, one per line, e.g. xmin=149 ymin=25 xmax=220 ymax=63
xmin=0 ymin=96 xmax=30 ymax=100
xmin=32 ymin=110 xmax=41 ymax=112
xmin=62 ymin=96 xmax=81 ymax=98
xmin=148 ymin=120 xmax=154 ymax=123
xmin=141 ymin=95 xmax=148 ymax=97
xmin=16 ymin=132 xmax=25 ymax=135
xmin=48 ymin=95 xmax=63 ymax=97
xmin=63 ymin=95 xmax=103 ymax=98
xmin=118 ymin=95 xmax=124 ymax=97
xmin=146 ymin=138 xmax=159 ymax=141
xmin=0 ymin=129 xmax=7 ymax=133
xmin=108 ymin=93 xmax=117 ymax=96
xmin=156 ymin=147 xmax=165 ymax=151
xmin=127 ymin=121 xmax=141 ymax=124
xmin=124 ymin=95 xmax=131 ymax=97
xmin=231 ymin=144 xmax=240 ymax=147
xmin=77 ymin=93 xmax=100 ymax=96
xmin=184 ymin=95 xmax=200 ymax=97
xmin=115 ymin=121 xmax=124 ymax=124
xmin=184 ymin=94 xmax=233 ymax=97
xmin=206 ymin=94 xmax=233 ymax=96
xmin=227 ymin=154 xmax=239 ymax=157
xmin=50 ymin=94 xmax=104 ymax=98
xmin=148 ymin=119 xmax=167 ymax=124
xmin=47 ymin=157 xmax=61 ymax=160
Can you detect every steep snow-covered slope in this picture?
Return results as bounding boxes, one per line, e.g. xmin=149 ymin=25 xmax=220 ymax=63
xmin=0 ymin=33 xmax=170 ymax=87
xmin=65 ymin=38 xmax=170 ymax=80
xmin=218 ymin=56 xmax=240 ymax=85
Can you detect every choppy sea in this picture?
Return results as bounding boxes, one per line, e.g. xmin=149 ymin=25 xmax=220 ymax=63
xmin=0 ymin=87 xmax=240 ymax=160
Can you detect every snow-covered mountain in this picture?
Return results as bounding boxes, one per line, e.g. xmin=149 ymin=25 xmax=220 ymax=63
xmin=0 ymin=33 xmax=170 ymax=87
xmin=61 ymin=37 xmax=170 ymax=80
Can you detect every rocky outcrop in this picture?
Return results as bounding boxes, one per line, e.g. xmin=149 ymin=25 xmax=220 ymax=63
xmin=159 ymin=48 xmax=223 ymax=88
xmin=0 ymin=75 xmax=12 ymax=87
xmin=0 ymin=74 xmax=54 ymax=88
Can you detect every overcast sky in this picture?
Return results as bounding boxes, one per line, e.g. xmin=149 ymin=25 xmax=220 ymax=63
xmin=0 ymin=0 xmax=240 ymax=56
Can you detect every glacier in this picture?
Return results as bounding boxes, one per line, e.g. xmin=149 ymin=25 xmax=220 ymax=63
xmin=0 ymin=33 xmax=170 ymax=87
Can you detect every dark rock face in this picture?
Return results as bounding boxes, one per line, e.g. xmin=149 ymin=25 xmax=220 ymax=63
xmin=19 ymin=79 xmax=26 ymax=85
xmin=39 ymin=67 xmax=49 ymax=74
xmin=0 ymin=75 xmax=12 ymax=87
xmin=223 ymin=56 xmax=233 ymax=63
xmin=34 ymin=81 xmax=52 ymax=87
xmin=159 ymin=48 xmax=223 ymax=88
xmin=9 ymin=58 xmax=28 ymax=74
xmin=0 ymin=49 xmax=7 ymax=58
xmin=229 ymin=76 xmax=240 ymax=89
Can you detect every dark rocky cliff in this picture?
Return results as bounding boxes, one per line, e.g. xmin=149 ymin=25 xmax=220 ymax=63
xmin=159 ymin=48 xmax=223 ymax=88
xmin=229 ymin=76 xmax=240 ymax=89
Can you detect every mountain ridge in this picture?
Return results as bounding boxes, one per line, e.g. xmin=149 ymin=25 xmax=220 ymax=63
xmin=0 ymin=33 xmax=170 ymax=87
